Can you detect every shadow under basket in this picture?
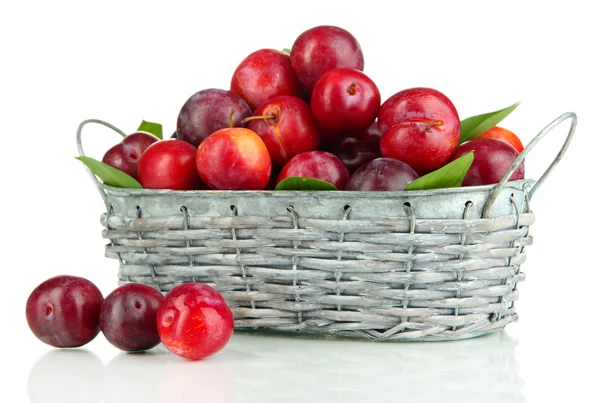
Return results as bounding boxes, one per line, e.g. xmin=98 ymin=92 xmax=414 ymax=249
xmin=77 ymin=112 xmax=577 ymax=341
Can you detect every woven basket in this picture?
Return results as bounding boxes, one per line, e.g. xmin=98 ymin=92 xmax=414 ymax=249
xmin=77 ymin=112 xmax=577 ymax=341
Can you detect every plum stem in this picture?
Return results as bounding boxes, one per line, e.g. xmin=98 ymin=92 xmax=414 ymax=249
xmin=229 ymin=109 xmax=235 ymax=128
xmin=241 ymin=115 xmax=277 ymax=125
xmin=426 ymin=121 xmax=443 ymax=132
xmin=348 ymin=82 xmax=357 ymax=95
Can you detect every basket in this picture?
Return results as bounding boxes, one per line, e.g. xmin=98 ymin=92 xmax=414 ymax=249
xmin=77 ymin=112 xmax=577 ymax=341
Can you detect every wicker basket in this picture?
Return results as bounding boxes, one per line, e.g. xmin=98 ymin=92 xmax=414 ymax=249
xmin=77 ymin=112 xmax=577 ymax=341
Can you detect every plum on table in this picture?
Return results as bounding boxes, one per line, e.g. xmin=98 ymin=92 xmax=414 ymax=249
xmin=26 ymin=275 xmax=104 ymax=348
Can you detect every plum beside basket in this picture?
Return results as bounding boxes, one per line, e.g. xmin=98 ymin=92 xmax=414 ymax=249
xmin=77 ymin=112 xmax=577 ymax=341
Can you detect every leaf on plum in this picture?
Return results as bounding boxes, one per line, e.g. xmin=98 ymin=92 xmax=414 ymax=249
xmin=459 ymin=102 xmax=520 ymax=143
xmin=137 ymin=120 xmax=163 ymax=139
xmin=75 ymin=156 xmax=143 ymax=189
xmin=404 ymin=152 xmax=474 ymax=191
xmin=275 ymin=176 xmax=337 ymax=191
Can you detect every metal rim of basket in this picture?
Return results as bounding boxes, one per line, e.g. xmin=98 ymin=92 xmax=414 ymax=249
xmin=76 ymin=112 xmax=578 ymax=217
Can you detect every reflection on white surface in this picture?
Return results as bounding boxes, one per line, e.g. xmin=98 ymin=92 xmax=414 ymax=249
xmin=103 ymin=346 xmax=234 ymax=403
xmin=27 ymin=349 xmax=104 ymax=403
xmin=27 ymin=331 xmax=524 ymax=403
xmin=227 ymin=330 xmax=525 ymax=403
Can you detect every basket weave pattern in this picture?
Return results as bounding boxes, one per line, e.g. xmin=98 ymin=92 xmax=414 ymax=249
xmin=102 ymin=186 xmax=532 ymax=341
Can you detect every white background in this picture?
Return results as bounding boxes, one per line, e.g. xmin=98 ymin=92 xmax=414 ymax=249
xmin=1 ymin=0 xmax=598 ymax=402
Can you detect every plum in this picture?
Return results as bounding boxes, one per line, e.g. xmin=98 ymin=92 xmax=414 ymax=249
xmin=276 ymin=151 xmax=350 ymax=190
xmin=326 ymin=121 xmax=383 ymax=174
xmin=99 ymin=283 xmax=164 ymax=352
xmin=346 ymin=158 xmax=419 ymax=191
xmin=137 ymin=139 xmax=203 ymax=190
xmin=379 ymin=87 xmax=460 ymax=174
xmin=231 ymin=49 xmax=301 ymax=110
xmin=290 ymin=25 xmax=364 ymax=98
xmin=102 ymin=132 xmax=158 ymax=180
xmin=26 ymin=275 xmax=104 ymax=348
xmin=449 ymin=138 xmax=525 ymax=186
xmin=177 ymin=88 xmax=252 ymax=147
xmin=311 ymin=68 xmax=380 ymax=131
xmin=246 ymin=95 xmax=320 ymax=167
xmin=478 ymin=126 xmax=524 ymax=153
xmin=157 ymin=283 xmax=234 ymax=360
xmin=196 ymin=128 xmax=272 ymax=190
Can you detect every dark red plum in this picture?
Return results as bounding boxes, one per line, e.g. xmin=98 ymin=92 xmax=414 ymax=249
xmin=247 ymin=96 xmax=320 ymax=167
xmin=177 ymin=88 xmax=252 ymax=147
xmin=317 ymin=126 xmax=344 ymax=150
xmin=231 ymin=49 xmax=301 ymax=110
xmin=290 ymin=25 xmax=364 ymax=97
xmin=26 ymin=275 xmax=104 ymax=348
xmin=266 ymin=166 xmax=282 ymax=190
xmin=346 ymin=158 xmax=419 ymax=191
xmin=102 ymin=132 xmax=158 ymax=180
xmin=326 ymin=121 xmax=383 ymax=174
xmin=311 ymin=68 xmax=380 ymax=131
xmin=276 ymin=151 xmax=350 ymax=190
xmin=449 ymin=138 xmax=525 ymax=186
xmin=99 ymin=283 xmax=164 ymax=352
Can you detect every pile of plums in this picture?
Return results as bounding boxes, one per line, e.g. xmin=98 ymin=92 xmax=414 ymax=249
xmin=101 ymin=25 xmax=524 ymax=192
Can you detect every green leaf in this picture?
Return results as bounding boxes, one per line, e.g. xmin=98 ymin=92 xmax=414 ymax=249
xmin=404 ymin=152 xmax=474 ymax=191
xmin=137 ymin=120 xmax=163 ymax=139
xmin=275 ymin=176 xmax=337 ymax=191
xmin=459 ymin=102 xmax=520 ymax=143
xmin=75 ymin=156 xmax=143 ymax=189
xmin=282 ymin=48 xmax=291 ymax=54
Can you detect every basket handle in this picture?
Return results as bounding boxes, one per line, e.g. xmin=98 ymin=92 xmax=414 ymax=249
xmin=76 ymin=119 xmax=127 ymax=210
xmin=482 ymin=112 xmax=577 ymax=218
